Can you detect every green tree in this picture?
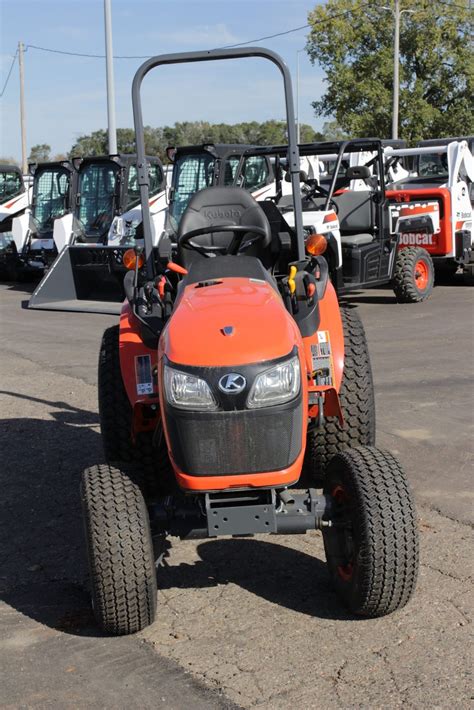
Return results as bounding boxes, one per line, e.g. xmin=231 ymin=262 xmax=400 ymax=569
xmin=306 ymin=0 xmax=474 ymax=142
xmin=69 ymin=120 xmax=321 ymax=160
xmin=28 ymin=143 xmax=51 ymax=162
xmin=0 ymin=156 xmax=19 ymax=166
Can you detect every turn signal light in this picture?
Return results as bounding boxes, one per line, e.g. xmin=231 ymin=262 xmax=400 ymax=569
xmin=306 ymin=234 xmax=327 ymax=256
xmin=123 ymin=249 xmax=145 ymax=270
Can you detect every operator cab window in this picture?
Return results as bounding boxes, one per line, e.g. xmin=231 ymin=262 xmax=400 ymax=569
xmin=418 ymin=153 xmax=448 ymax=179
xmin=238 ymin=156 xmax=270 ymax=191
xmin=0 ymin=171 xmax=23 ymax=201
xmin=170 ymin=152 xmax=216 ymax=223
xmin=78 ymin=163 xmax=120 ymax=238
xmin=126 ymin=163 xmax=164 ymax=210
xmin=33 ymin=168 xmax=70 ymax=234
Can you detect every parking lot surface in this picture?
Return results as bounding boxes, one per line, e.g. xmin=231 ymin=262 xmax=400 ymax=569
xmin=0 ymin=280 xmax=472 ymax=708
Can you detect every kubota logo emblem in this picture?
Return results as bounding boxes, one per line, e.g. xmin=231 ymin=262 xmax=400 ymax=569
xmin=218 ymin=373 xmax=246 ymax=394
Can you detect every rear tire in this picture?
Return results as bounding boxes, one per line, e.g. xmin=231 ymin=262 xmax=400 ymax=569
xmin=98 ymin=325 xmax=135 ymax=463
xmin=98 ymin=326 xmax=173 ymax=496
xmin=305 ymin=307 xmax=375 ymax=481
xmin=322 ymin=447 xmax=419 ymax=617
xmin=392 ymin=247 xmax=434 ymax=303
xmin=81 ymin=464 xmax=157 ymax=635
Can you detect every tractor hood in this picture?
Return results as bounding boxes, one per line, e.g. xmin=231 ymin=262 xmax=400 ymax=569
xmin=161 ymin=277 xmax=300 ymax=368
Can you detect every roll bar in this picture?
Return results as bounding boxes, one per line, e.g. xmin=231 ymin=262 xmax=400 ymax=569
xmin=131 ymin=47 xmax=305 ymax=277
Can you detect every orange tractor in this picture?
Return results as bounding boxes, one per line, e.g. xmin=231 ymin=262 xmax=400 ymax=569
xmin=80 ymin=48 xmax=419 ymax=635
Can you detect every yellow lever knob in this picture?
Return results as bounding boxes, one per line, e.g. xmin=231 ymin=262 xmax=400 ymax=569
xmin=288 ymin=265 xmax=297 ymax=294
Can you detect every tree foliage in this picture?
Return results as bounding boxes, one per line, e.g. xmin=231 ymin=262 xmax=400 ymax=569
xmin=306 ymin=0 xmax=474 ymax=141
xmin=28 ymin=143 xmax=51 ymax=163
xmin=69 ymin=120 xmax=320 ymax=160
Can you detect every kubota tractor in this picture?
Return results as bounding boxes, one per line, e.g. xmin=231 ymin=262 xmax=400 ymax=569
xmin=80 ymin=48 xmax=419 ymax=635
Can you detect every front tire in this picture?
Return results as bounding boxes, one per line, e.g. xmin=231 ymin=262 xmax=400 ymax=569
xmin=392 ymin=247 xmax=434 ymax=303
xmin=81 ymin=464 xmax=157 ymax=635
xmin=322 ymin=447 xmax=419 ymax=617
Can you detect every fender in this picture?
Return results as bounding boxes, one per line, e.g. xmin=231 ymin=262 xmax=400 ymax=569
xmin=119 ymin=301 xmax=160 ymax=436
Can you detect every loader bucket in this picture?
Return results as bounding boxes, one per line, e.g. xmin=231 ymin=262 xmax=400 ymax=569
xmin=28 ymin=245 xmax=125 ymax=314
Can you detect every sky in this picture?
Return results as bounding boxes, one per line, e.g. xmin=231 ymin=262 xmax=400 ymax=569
xmin=0 ymin=0 xmax=326 ymax=161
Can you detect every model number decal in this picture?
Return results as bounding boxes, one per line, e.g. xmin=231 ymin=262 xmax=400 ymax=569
xmin=311 ymin=331 xmax=335 ymax=386
xmin=135 ymin=355 xmax=153 ymax=395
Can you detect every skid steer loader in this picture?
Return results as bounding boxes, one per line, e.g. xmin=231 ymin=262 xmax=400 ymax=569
xmin=9 ymin=161 xmax=75 ymax=278
xmin=78 ymin=46 xmax=419 ymax=636
xmin=28 ymin=154 xmax=165 ymax=314
xmin=0 ymin=164 xmax=32 ymax=278
xmin=385 ymin=140 xmax=474 ymax=283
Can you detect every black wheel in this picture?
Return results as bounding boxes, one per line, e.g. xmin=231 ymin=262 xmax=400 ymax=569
xmin=392 ymin=247 xmax=434 ymax=303
xmin=305 ymin=307 xmax=375 ymax=480
xmin=98 ymin=326 xmax=173 ymax=495
xmin=80 ymin=464 xmax=157 ymax=635
xmin=322 ymin=447 xmax=419 ymax=617
xmin=98 ymin=325 xmax=135 ymax=463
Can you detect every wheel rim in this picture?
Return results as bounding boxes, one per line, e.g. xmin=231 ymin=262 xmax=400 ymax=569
xmin=414 ymin=259 xmax=429 ymax=290
xmin=331 ymin=484 xmax=355 ymax=582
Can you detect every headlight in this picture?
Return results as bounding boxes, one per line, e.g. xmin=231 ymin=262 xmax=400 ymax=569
xmin=164 ymin=365 xmax=217 ymax=410
xmin=247 ymin=356 xmax=300 ymax=409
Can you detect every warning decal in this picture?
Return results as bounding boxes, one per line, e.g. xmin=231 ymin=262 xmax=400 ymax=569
xmin=135 ymin=355 xmax=153 ymax=395
xmin=311 ymin=330 xmax=335 ymax=386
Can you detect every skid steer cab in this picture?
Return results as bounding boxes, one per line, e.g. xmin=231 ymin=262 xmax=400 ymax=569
xmin=79 ymin=48 xmax=419 ymax=636
xmin=6 ymin=161 xmax=74 ymax=278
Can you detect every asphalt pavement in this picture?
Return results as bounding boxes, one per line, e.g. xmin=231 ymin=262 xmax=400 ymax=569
xmin=0 ymin=279 xmax=472 ymax=708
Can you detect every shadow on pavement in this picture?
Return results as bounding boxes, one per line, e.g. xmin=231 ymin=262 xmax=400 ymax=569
xmin=158 ymin=537 xmax=356 ymax=622
xmin=0 ymin=392 xmax=104 ymax=637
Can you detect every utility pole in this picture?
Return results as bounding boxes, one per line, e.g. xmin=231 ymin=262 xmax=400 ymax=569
xmin=18 ymin=41 xmax=27 ymax=174
xmin=392 ymin=0 xmax=400 ymax=139
xmin=383 ymin=1 xmax=414 ymax=139
xmin=103 ymin=0 xmax=117 ymax=155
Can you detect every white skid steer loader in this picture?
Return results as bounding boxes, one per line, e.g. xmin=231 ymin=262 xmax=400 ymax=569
xmin=0 ymin=164 xmax=33 ymax=278
xmin=385 ymin=140 xmax=474 ymax=280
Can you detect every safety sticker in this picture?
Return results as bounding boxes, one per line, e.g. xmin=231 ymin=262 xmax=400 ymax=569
xmin=311 ymin=330 xmax=334 ymax=386
xmin=135 ymin=355 xmax=153 ymax=395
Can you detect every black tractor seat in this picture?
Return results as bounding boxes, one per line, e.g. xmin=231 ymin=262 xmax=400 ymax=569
xmin=177 ymin=186 xmax=272 ymax=269
xmin=332 ymin=190 xmax=376 ymax=248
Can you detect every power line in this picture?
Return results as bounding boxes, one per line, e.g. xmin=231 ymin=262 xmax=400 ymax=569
xmin=24 ymin=22 xmax=313 ymax=59
xmin=220 ymin=24 xmax=310 ymax=48
xmin=25 ymin=43 xmax=149 ymax=59
xmin=0 ymin=50 xmax=18 ymax=97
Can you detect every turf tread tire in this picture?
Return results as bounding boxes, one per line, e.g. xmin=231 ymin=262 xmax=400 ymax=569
xmin=392 ymin=247 xmax=434 ymax=303
xmin=323 ymin=446 xmax=419 ymax=617
xmin=81 ymin=464 xmax=157 ymax=635
xmin=305 ymin=307 xmax=375 ymax=478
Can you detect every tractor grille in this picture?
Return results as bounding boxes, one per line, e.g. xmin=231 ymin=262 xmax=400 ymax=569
xmin=165 ymin=399 xmax=303 ymax=476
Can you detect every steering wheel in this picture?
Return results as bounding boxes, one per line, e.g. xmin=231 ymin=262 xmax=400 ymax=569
xmin=180 ymin=224 xmax=268 ymax=258
xmin=304 ymin=182 xmax=339 ymax=213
